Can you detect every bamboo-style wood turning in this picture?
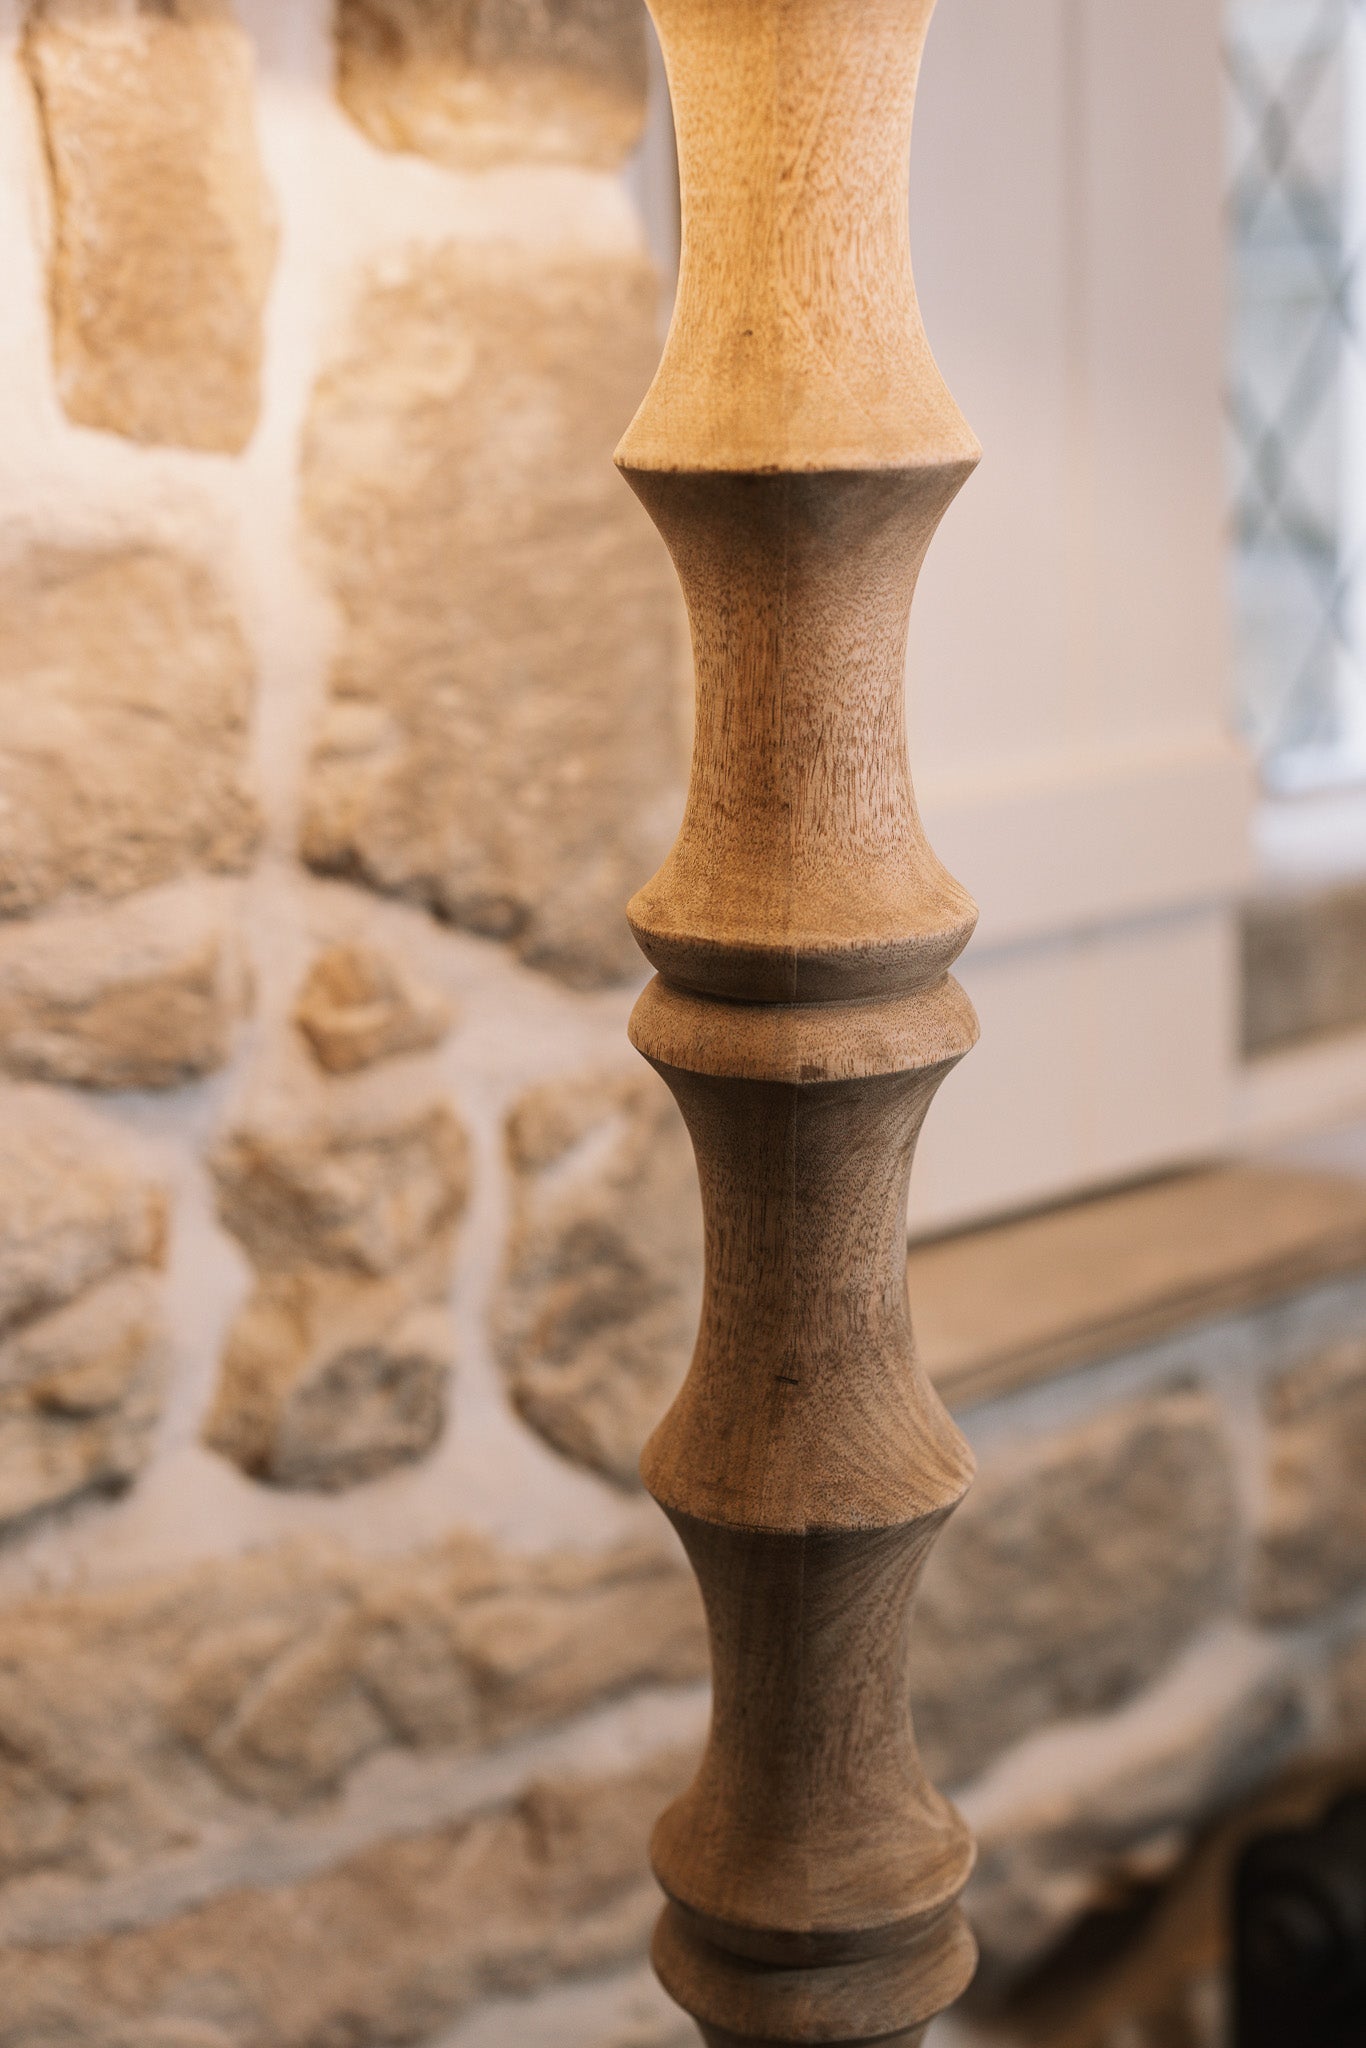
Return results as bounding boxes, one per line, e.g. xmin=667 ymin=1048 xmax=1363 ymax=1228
xmin=618 ymin=3 xmax=981 ymax=2043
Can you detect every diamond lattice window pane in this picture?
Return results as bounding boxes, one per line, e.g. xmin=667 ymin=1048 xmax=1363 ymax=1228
xmin=1226 ymin=0 xmax=1366 ymax=783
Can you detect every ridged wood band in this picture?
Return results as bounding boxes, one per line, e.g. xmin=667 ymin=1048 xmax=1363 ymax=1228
xmin=623 ymin=473 xmax=976 ymax=1004
xmin=617 ymin=1 xmax=981 ymax=2041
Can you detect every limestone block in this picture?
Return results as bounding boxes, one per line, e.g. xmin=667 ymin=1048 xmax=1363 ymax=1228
xmin=0 ymin=1267 xmax=165 ymax=1529
xmin=211 ymin=1096 xmax=470 ymax=1278
xmin=335 ymin=0 xmax=649 ymax=171
xmin=203 ymin=1268 xmax=451 ymax=1489
xmin=0 ymin=1088 xmax=166 ymax=1529
xmin=24 ymin=0 xmax=277 ymax=452
xmin=0 ymin=882 xmax=252 ymax=1090
xmin=0 ymin=1748 xmax=690 ymax=2044
xmin=0 ymin=548 xmax=259 ymax=917
xmin=293 ymin=941 xmax=451 ymax=1075
xmin=965 ymin=1670 xmax=1306 ymax=1989
xmin=496 ymin=1066 xmax=702 ymax=1486
xmin=0 ymin=1082 xmax=164 ymax=1338
xmin=301 ymin=244 xmax=685 ymax=988
xmin=182 ymin=1542 xmax=705 ymax=1808
xmin=209 ymin=1082 xmax=468 ymax=1489
xmin=911 ymin=1390 xmax=1241 ymax=1788
xmin=0 ymin=1534 xmax=704 ymax=1882
xmin=1254 ymin=1338 xmax=1366 ymax=1622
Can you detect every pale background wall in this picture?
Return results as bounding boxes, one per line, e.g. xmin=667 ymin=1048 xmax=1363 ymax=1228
xmin=906 ymin=0 xmax=1257 ymax=1230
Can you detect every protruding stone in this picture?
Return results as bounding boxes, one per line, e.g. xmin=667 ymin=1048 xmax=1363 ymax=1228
xmin=203 ymin=1268 xmax=451 ymax=1490
xmin=496 ymin=1066 xmax=702 ymax=1487
xmin=0 ymin=881 xmax=252 ymax=1090
xmin=335 ymin=0 xmax=649 ymax=172
xmin=301 ymin=244 xmax=685 ymax=988
xmin=209 ymin=1079 xmax=469 ymax=1490
xmin=1254 ymin=1338 xmax=1366 ymax=1622
xmin=0 ymin=1533 xmax=704 ymax=1882
xmin=0 ymin=1748 xmax=692 ymax=2044
xmin=24 ymin=0 xmax=278 ymax=452
xmin=0 ymin=1082 xmax=164 ymax=1337
xmin=0 ymin=1090 xmax=166 ymax=1529
xmin=211 ymin=1096 xmax=470 ymax=1279
xmin=0 ymin=548 xmax=259 ymax=917
xmin=0 ymin=1267 xmax=165 ymax=1529
xmin=293 ymin=941 xmax=452 ymax=1075
xmin=911 ymin=1390 xmax=1241 ymax=1788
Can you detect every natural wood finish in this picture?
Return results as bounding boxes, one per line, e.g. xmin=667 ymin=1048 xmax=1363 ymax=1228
xmin=913 ymin=1163 xmax=1366 ymax=1412
xmin=617 ymin=3 xmax=981 ymax=2041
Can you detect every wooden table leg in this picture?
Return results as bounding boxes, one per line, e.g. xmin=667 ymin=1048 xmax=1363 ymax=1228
xmin=617 ymin=3 xmax=982 ymax=2043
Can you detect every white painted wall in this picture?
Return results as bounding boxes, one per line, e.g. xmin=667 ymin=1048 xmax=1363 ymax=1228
xmin=904 ymin=0 xmax=1257 ymax=1229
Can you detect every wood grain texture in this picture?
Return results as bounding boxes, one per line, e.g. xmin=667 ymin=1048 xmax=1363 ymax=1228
xmin=913 ymin=1164 xmax=1366 ymax=1412
xmin=617 ymin=2 xmax=981 ymax=2041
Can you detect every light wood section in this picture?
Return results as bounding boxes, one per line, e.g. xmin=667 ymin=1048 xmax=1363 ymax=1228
xmin=913 ymin=1164 xmax=1366 ymax=1412
xmin=617 ymin=2 xmax=980 ymax=2041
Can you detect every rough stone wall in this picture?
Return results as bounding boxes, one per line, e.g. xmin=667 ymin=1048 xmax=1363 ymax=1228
xmin=0 ymin=5 xmax=1365 ymax=2046
xmin=0 ymin=2 xmax=705 ymax=2040
xmin=934 ymin=1269 xmax=1366 ymax=2046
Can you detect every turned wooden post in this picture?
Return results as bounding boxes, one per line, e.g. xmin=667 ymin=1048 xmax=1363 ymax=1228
xmin=617 ymin=3 xmax=980 ymax=2044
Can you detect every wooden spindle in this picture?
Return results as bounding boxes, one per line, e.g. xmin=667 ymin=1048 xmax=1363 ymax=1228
xmin=617 ymin=3 xmax=980 ymax=2043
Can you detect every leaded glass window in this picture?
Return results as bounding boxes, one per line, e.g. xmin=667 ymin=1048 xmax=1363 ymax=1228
xmin=1227 ymin=0 xmax=1366 ymax=788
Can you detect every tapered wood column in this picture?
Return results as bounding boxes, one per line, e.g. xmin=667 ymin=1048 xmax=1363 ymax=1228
xmin=618 ymin=3 xmax=981 ymax=2043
